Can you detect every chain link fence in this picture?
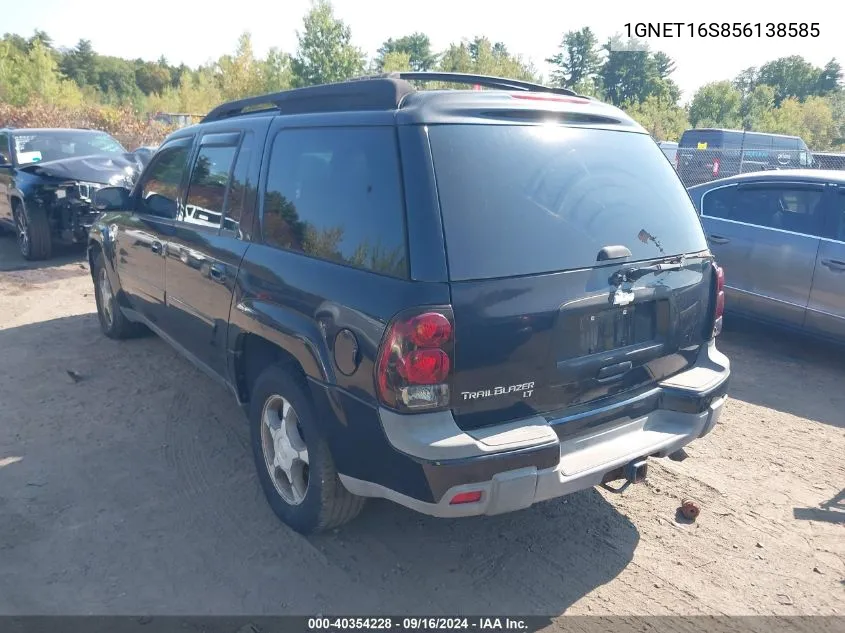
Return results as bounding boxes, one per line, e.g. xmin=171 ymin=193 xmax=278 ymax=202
xmin=669 ymin=147 xmax=845 ymax=188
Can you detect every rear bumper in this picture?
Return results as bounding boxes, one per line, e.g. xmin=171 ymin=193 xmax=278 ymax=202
xmin=340 ymin=340 xmax=730 ymax=517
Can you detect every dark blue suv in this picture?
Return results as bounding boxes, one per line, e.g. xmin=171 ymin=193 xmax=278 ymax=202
xmin=87 ymin=72 xmax=731 ymax=533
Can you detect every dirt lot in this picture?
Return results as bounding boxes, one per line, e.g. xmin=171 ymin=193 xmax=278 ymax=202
xmin=0 ymin=237 xmax=843 ymax=620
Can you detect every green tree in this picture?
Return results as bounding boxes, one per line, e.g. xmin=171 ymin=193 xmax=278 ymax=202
xmin=597 ymin=37 xmax=675 ymax=106
xmin=263 ymin=47 xmax=293 ymax=93
xmin=95 ymin=56 xmax=140 ymax=103
xmin=546 ymin=27 xmax=602 ymax=90
xmin=291 ymin=0 xmax=365 ymax=87
xmin=688 ymin=80 xmax=742 ymax=128
xmin=376 ymin=33 xmax=436 ymax=72
xmin=624 ymin=95 xmax=689 ymax=141
xmin=28 ymin=30 xmax=53 ymax=51
xmin=758 ymin=55 xmax=821 ymax=104
xmin=216 ymin=32 xmax=265 ymax=100
xmin=438 ymin=37 xmax=538 ymax=82
xmin=816 ymin=59 xmax=843 ymax=96
xmin=733 ymin=66 xmax=758 ymax=98
xmin=380 ymin=51 xmax=412 ymax=73
xmin=740 ymin=83 xmax=775 ymax=130
xmin=59 ymin=39 xmax=96 ymax=86
xmin=135 ymin=60 xmax=172 ymax=95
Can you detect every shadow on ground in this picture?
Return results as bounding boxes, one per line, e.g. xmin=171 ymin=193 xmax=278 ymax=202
xmin=718 ymin=316 xmax=845 ymax=428
xmin=0 ymin=233 xmax=87 ymax=272
xmin=793 ymin=488 xmax=845 ymax=524
xmin=0 ymin=314 xmax=637 ymax=616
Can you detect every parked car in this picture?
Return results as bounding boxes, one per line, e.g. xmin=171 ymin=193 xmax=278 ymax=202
xmin=131 ymin=145 xmax=158 ymax=168
xmin=676 ymin=128 xmax=815 ymax=187
xmin=812 ymin=151 xmax=845 ymax=171
xmin=86 ymin=72 xmax=730 ymax=534
xmin=688 ymin=169 xmax=845 ymax=340
xmin=657 ymin=140 xmax=678 ymax=164
xmin=0 ymin=128 xmax=146 ymax=260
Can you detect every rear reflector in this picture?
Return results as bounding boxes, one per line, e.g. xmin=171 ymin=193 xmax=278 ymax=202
xmin=449 ymin=491 xmax=483 ymax=505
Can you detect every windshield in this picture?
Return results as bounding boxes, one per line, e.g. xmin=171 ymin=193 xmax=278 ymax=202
xmin=12 ymin=131 xmax=126 ymax=165
xmin=428 ymin=124 xmax=708 ymax=281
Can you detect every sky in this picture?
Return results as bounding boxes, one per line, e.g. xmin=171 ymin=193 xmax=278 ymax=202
xmin=4 ymin=0 xmax=841 ymax=103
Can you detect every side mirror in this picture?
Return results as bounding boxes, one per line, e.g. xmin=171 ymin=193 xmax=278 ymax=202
xmin=0 ymin=155 xmax=10 ymax=168
xmin=92 ymin=186 xmax=131 ymax=212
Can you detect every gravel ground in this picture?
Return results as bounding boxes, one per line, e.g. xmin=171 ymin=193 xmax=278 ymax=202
xmin=0 ymin=237 xmax=842 ymax=622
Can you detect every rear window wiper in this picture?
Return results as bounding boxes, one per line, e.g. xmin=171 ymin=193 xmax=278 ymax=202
xmin=609 ymin=256 xmax=685 ymax=286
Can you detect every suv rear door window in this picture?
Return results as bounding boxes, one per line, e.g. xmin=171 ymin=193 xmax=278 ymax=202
xmin=261 ymin=127 xmax=407 ymax=278
xmin=224 ymin=132 xmax=254 ymax=234
xmin=428 ymin=125 xmax=708 ymax=281
xmin=183 ymin=144 xmax=238 ymax=230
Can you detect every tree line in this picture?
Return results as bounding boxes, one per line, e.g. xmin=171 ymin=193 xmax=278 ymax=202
xmin=1 ymin=1 xmax=842 ymax=149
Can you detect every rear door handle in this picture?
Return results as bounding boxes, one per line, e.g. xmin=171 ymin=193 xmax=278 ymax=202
xmin=150 ymin=241 xmax=162 ymax=254
xmin=821 ymin=258 xmax=845 ymax=272
xmin=708 ymin=235 xmax=730 ymax=245
xmin=209 ymin=264 xmax=226 ymax=283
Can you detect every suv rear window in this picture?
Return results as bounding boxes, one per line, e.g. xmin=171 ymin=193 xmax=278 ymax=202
xmin=428 ymin=125 xmax=708 ymax=281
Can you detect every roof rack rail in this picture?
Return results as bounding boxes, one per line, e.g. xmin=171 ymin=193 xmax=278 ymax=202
xmin=201 ymin=77 xmax=414 ymax=123
xmin=373 ymin=71 xmax=580 ymax=97
xmin=201 ymin=71 xmax=583 ymax=123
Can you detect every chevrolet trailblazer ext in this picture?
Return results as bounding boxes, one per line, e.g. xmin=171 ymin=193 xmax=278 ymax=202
xmin=86 ymin=72 xmax=730 ymax=533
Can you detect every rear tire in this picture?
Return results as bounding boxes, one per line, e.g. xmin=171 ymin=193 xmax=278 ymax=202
xmin=249 ymin=364 xmax=365 ymax=534
xmin=14 ymin=201 xmax=52 ymax=261
xmin=92 ymin=251 xmax=148 ymax=339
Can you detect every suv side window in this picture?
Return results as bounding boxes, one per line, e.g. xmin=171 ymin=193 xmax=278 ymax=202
xmin=705 ymin=183 xmax=825 ymax=236
xmin=224 ymin=131 xmax=255 ymax=235
xmin=137 ymin=143 xmax=191 ymax=219
xmin=183 ymin=142 xmax=238 ymax=231
xmin=261 ymin=127 xmax=407 ymax=278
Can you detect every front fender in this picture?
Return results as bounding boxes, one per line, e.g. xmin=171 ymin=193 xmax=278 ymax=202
xmin=86 ymin=217 xmax=122 ymax=294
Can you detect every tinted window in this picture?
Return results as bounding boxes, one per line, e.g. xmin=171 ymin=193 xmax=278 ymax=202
xmin=680 ymin=130 xmax=724 ymax=149
xmin=772 ymin=136 xmax=799 ymax=150
xmin=702 ymin=183 xmax=825 ymax=236
xmin=0 ymin=133 xmax=9 ymax=163
xmin=743 ymin=133 xmax=773 ymax=149
xmin=262 ymin=127 xmax=407 ymax=278
xmin=183 ymin=144 xmax=238 ymax=230
xmin=225 ymin=132 xmax=255 ymax=234
xmin=428 ymin=125 xmax=708 ymax=281
xmin=138 ymin=144 xmax=191 ymax=218
xmin=699 ymin=186 xmax=736 ymax=220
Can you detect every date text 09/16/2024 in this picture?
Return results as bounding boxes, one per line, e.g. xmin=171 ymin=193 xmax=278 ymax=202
xmin=624 ymin=22 xmax=820 ymax=38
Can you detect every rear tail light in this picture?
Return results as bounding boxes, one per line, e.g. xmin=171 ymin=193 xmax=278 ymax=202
xmin=674 ymin=153 xmax=680 ymax=170
xmin=375 ymin=307 xmax=454 ymax=411
xmin=712 ymin=158 xmax=720 ymax=177
xmin=712 ymin=263 xmax=725 ymax=337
